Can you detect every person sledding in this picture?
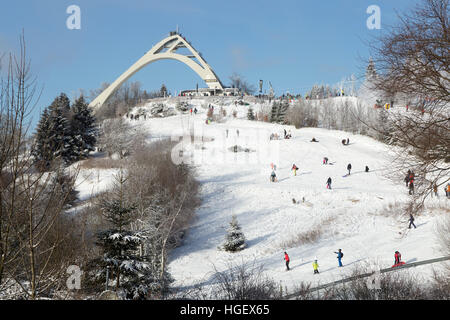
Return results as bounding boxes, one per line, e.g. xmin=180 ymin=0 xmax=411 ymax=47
xmin=270 ymin=170 xmax=277 ymax=182
xmin=323 ymin=157 xmax=329 ymax=165
xmin=392 ymin=251 xmax=405 ymax=267
xmin=311 ymin=137 xmax=318 ymax=142
xmin=284 ymin=251 xmax=290 ymax=271
xmin=326 ymin=177 xmax=332 ymax=189
xmin=292 ymin=164 xmax=298 ymax=176
xmin=334 ymin=249 xmax=344 ymax=267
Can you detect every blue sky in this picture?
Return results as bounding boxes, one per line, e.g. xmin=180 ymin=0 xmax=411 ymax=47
xmin=0 ymin=0 xmax=416 ymax=128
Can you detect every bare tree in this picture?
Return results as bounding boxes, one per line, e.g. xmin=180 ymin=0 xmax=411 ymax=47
xmin=229 ymin=73 xmax=256 ymax=95
xmin=362 ymin=0 xmax=449 ymax=208
xmin=0 ymin=33 xmax=82 ymax=299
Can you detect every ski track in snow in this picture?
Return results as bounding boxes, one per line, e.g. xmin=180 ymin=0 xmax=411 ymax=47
xmin=79 ymin=98 xmax=447 ymax=294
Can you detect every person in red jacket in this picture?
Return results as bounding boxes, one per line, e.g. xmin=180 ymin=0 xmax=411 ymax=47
xmin=394 ymin=251 xmax=401 ymax=265
xmin=284 ymin=252 xmax=290 ymax=271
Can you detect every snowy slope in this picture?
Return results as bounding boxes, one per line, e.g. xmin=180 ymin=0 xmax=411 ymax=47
xmin=93 ymin=97 xmax=448 ymax=294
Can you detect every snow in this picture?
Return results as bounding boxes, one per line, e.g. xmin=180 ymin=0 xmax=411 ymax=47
xmin=76 ymin=96 xmax=448 ymax=295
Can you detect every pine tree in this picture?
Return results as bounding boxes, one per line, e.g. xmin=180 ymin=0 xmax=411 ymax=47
xmin=247 ymin=107 xmax=255 ymax=120
xmin=89 ymin=172 xmax=155 ymax=299
xmin=270 ymin=100 xmax=289 ymax=123
xmin=47 ymin=93 xmax=78 ymax=165
xmin=32 ymin=108 xmax=53 ymax=168
xmin=33 ymin=93 xmax=97 ymax=168
xmin=222 ymin=215 xmax=246 ymax=252
xmin=71 ymin=95 xmax=97 ymax=159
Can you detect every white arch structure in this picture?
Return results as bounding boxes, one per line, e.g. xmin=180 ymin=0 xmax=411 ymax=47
xmin=89 ymin=33 xmax=224 ymax=109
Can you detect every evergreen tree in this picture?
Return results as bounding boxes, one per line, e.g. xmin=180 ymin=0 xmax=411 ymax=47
xmin=32 ymin=108 xmax=53 ymax=168
xmin=89 ymin=172 xmax=155 ymax=299
xmin=33 ymin=93 xmax=76 ymax=167
xmin=222 ymin=215 xmax=246 ymax=252
xmin=270 ymin=100 xmax=289 ymax=123
xmin=71 ymin=95 xmax=97 ymax=159
xmin=47 ymin=93 xmax=78 ymax=165
xmin=247 ymin=107 xmax=255 ymax=120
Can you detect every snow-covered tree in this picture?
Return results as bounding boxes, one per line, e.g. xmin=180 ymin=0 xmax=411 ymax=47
xmin=89 ymin=172 xmax=155 ymax=299
xmin=222 ymin=215 xmax=246 ymax=252
xmin=70 ymin=95 xmax=97 ymax=159
xmin=32 ymin=93 xmax=79 ymax=167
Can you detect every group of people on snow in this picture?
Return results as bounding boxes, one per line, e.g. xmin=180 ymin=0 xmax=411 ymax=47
xmin=283 ymin=249 xmax=344 ymax=274
xmin=284 ymin=248 xmax=406 ymax=274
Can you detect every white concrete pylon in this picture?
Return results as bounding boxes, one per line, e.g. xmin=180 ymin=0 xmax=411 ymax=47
xmin=89 ymin=33 xmax=224 ymax=110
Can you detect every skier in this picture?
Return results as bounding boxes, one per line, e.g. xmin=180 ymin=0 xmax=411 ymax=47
xmin=365 ymin=166 xmax=369 ymax=172
xmin=284 ymin=129 xmax=287 ymax=138
xmin=190 ymin=108 xmax=193 ymax=115
xmin=408 ymin=214 xmax=416 ymax=229
xmin=323 ymin=157 xmax=329 ymax=165
xmin=334 ymin=249 xmax=344 ymax=267
xmin=394 ymin=251 xmax=402 ymax=265
xmin=292 ymin=164 xmax=298 ymax=176
xmin=284 ymin=252 xmax=290 ymax=271
xmin=446 ymin=184 xmax=450 ymax=198
xmin=194 ymin=107 xmax=198 ymax=114
xmin=236 ymin=129 xmax=240 ymax=137
xmin=313 ymin=259 xmax=319 ymax=274
xmin=326 ymin=177 xmax=332 ymax=189
xmin=347 ymin=163 xmax=352 ymax=175
xmin=270 ymin=170 xmax=277 ymax=182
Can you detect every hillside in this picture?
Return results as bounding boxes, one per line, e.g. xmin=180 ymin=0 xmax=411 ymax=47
xmin=110 ymin=96 xmax=448 ymax=295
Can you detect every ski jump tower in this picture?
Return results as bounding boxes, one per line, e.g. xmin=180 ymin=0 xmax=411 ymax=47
xmin=89 ymin=31 xmax=225 ymax=110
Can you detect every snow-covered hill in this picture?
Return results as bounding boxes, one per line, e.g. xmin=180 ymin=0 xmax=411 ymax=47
xmin=113 ymin=96 xmax=448 ymax=295
xmin=73 ymin=96 xmax=447 ymax=296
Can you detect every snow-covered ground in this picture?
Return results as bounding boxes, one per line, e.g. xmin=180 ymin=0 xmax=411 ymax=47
xmin=77 ymin=97 xmax=449 ymax=295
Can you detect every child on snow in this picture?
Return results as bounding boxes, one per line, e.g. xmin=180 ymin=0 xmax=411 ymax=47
xmin=313 ymin=259 xmax=319 ymax=274
xmin=323 ymin=157 xmax=328 ymax=165
xmin=292 ymin=164 xmax=298 ymax=176
xmin=284 ymin=252 xmax=290 ymax=271
xmin=334 ymin=249 xmax=343 ymax=267
xmin=394 ymin=251 xmax=402 ymax=265
xmin=270 ymin=170 xmax=277 ymax=182
xmin=326 ymin=177 xmax=332 ymax=189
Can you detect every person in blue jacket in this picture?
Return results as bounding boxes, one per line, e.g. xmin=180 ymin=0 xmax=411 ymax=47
xmin=334 ymin=249 xmax=344 ymax=267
